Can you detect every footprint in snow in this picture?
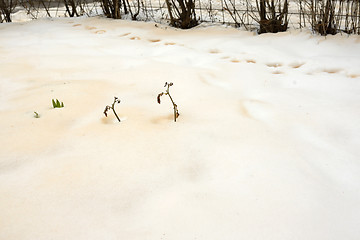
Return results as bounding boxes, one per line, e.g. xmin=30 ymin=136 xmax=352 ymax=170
xmin=119 ymin=32 xmax=131 ymax=37
xmin=148 ymin=39 xmax=161 ymax=43
xmin=266 ymin=62 xmax=283 ymax=68
xmin=289 ymin=62 xmax=305 ymax=69
xmin=272 ymin=70 xmax=284 ymax=74
xmin=347 ymin=74 xmax=359 ymax=78
xmin=130 ymin=36 xmax=141 ymax=40
xmin=246 ymin=59 xmax=256 ymax=63
xmin=95 ymin=30 xmax=106 ymax=34
xmin=85 ymin=26 xmax=97 ymax=30
xmin=209 ymin=49 xmax=220 ymax=54
xmin=322 ymin=68 xmax=342 ymax=74
xmin=220 ymin=56 xmax=241 ymax=63
xmin=230 ymin=59 xmax=241 ymax=63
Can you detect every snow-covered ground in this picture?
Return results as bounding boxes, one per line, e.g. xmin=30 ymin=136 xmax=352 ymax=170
xmin=0 ymin=17 xmax=360 ymax=239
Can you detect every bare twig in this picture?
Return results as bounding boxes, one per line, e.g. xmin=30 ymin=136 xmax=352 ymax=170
xmin=157 ymin=82 xmax=180 ymax=122
xmin=104 ymin=97 xmax=121 ymax=122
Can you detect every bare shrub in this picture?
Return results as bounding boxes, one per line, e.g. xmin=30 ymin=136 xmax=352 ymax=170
xmin=300 ymin=0 xmax=360 ymax=35
xmin=124 ymin=0 xmax=141 ymax=20
xmin=101 ymin=0 xmax=121 ymax=18
xmin=63 ymin=0 xmax=80 ymax=16
xmin=341 ymin=0 xmax=360 ymax=34
xmin=165 ymin=0 xmax=198 ymax=29
xmin=100 ymin=0 xmax=144 ymax=20
xmin=0 ymin=0 xmax=18 ymax=22
xmin=304 ymin=0 xmax=337 ymax=35
xmin=249 ymin=0 xmax=289 ymax=34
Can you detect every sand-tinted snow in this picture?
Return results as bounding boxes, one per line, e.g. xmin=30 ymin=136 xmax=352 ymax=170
xmin=0 ymin=17 xmax=360 ymax=239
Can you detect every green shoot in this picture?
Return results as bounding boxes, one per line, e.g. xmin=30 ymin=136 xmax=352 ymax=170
xmin=52 ymin=99 xmax=64 ymax=108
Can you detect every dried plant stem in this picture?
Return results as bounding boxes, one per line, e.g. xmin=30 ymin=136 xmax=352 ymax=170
xmin=104 ymin=97 xmax=121 ymax=122
xmin=112 ymin=100 xmax=121 ymax=122
xmin=167 ymin=93 xmax=179 ymax=122
xmin=157 ymin=82 xmax=180 ymax=122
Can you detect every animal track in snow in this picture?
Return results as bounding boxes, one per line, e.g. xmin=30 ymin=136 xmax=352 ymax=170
xmin=322 ymin=68 xmax=342 ymax=74
xmin=230 ymin=59 xmax=241 ymax=63
xmin=266 ymin=62 xmax=282 ymax=68
xmin=164 ymin=42 xmax=176 ymax=45
xmin=209 ymin=49 xmax=220 ymax=54
xmin=272 ymin=70 xmax=284 ymax=74
xmin=289 ymin=62 xmax=305 ymax=69
xmin=95 ymin=30 xmax=106 ymax=34
xmin=246 ymin=59 xmax=256 ymax=63
xmin=119 ymin=32 xmax=131 ymax=37
xmin=148 ymin=39 xmax=161 ymax=43
xmin=130 ymin=36 xmax=141 ymax=40
xmin=347 ymin=74 xmax=359 ymax=78
xmin=85 ymin=26 xmax=96 ymax=30
xmin=72 ymin=24 xmax=81 ymax=27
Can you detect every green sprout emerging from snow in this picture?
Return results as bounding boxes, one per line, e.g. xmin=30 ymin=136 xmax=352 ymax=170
xmin=52 ymin=99 xmax=64 ymax=108
xmin=34 ymin=112 xmax=40 ymax=118
xmin=104 ymin=97 xmax=121 ymax=122
xmin=157 ymin=82 xmax=180 ymax=122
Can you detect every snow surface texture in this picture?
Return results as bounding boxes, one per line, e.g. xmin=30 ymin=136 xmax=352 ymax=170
xmin=1 ymin=17 xmax=360 ymax=239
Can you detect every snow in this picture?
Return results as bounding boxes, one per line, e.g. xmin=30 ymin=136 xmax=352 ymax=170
xmin=1 ymin=16 xmax=360 ymax=239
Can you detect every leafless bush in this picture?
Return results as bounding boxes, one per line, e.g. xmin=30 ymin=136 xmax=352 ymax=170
xmin=303 ymin=0 xmax=337 ymax=35
xmin=101 ymin=0 xmax=121 ymax=18
xmin=63 ymin=0 xmax=80 ymax=16
xmin=165 ymin=0 xmax=198 ymax=28
xmin=0 ymin=0 xmax=18 ymax=22
xmin=125 ymin=0 xmax=141 ymax=20
xmin=341 ymin=0 xmax=360 ymax=34
xmin=300 ymin=0 xmax=360 ymax=35
xmin=247 ymin=0 xmax=289 ymax=33
xmin=101 ymin=0 xmax=143 ymax=20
